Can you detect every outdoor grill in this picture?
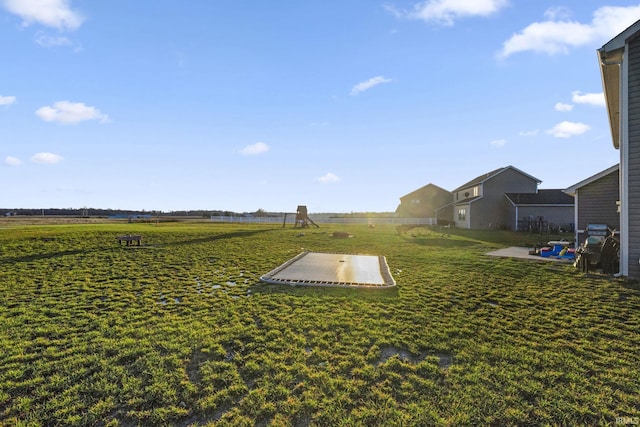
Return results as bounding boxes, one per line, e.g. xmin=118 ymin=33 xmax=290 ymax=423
xmin=575 ymin=224 xmax=620 ymax=274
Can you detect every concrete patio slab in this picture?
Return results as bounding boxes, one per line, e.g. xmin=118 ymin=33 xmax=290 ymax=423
xmin=486 ymin=246 xmax=574 ymax=262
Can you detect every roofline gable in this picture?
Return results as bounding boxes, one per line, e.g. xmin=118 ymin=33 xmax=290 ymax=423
xmin=600 ymin=19 xmax=640 ymax=53
xmin=434 ymin=201 xmax=455 ymax=212
xmin=452 ymin=165 xmax=541 ymax=192
xmin=399 ymin=183 xmax=451 ymax=200
xmin=454 ymin=196 xmax=482 ymax=205
xmin=498 ymin=166 xmax=541 ymax=185
xmin=598 ymin=19 xmax=640 ymax=149
xmin=564 ymin=164 xmax=619 ymax=194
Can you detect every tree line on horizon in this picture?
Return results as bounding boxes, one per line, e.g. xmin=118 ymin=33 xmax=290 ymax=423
xmin=1 ymin=208 xmax=239 ymax=217
xmin=2 ymin=208 xmax=396 ymax=218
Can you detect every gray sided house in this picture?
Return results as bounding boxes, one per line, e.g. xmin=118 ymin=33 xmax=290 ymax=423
xmin=504 ymin=190 xmax=575 ymax=232
xmin=452 ymin=166 xmax=540 ymax=229
xmin=564 ymin=164 xmax=620 ymax=246
xmin=396 ymin=183 xmax=453 ymax=223
xmin=599 ymin=20 xmax=640 ymax=278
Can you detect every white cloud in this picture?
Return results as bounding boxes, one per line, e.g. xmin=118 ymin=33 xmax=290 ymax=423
xmin=571 ymin=91 xmax=605 ymax=107
xmin=2 ymin=0 xmax=84 ymax=31
xmin=316 ymin=172 xmax=340 ymax=184
xmin=519 ymin=129 xmax=539 ymax=136
xmin=0 ymin=95 xmax=16 ymax=105
xmin=547 ymin=121 xmax=591 ymax=138
xmin=350 ymin=76 xmax=392 ymax=95
xmin=35 ymin=32 xmax=72 ymax=47
xmin=490 ymin=139 xmax=506 ymax=147
xmin=31 ymin=152 xmax=63 ymax=164
xmin=240 ymin=142 xmax=269 ymax=155
xmin=554 ymin=102 xmax=574 ymax=112
xmin=389 ymin=0 xmax=508 ymax=26
xmin=543 ymin=6 xmax=572 ymax=21
xmin=498 ymin=5 xmax=640 ymax=58
xmin=35 ymin=101 xmax=109 ymax=124
xmin=4 ymin=156 xmax=21 ymax=166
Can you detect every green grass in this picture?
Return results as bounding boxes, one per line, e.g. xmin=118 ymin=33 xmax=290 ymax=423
xmin=0 ymin=222 xmax=638 ymax=426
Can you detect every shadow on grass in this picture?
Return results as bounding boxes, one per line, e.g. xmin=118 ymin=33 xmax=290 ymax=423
xmin=249 ymin=282 xmax=399 ymax=301
xmin=1 ymin=248 xmax=103 ymax=264
xmin=397 ymin=225 xmax=576 ymax=247
xmin=621 ymin=278 xmax=640 ymax=293
xmin=398 ymin=236 xmax=477 ymax=248
xmin=2 ymin=229 xmax=278 ymax=264
xmin=163 ymin=228 xmax=277 ymax=247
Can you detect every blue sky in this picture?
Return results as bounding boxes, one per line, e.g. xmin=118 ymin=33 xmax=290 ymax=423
xmin=1 ymin=0 xmax=639 ymax=213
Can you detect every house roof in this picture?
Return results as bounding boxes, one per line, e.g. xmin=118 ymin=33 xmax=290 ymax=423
xmin=564 ymin=164 xmax=619 ymax=195
xmin=598 ymin=19 xmax=640 ymax=149
xmin=504 ymin=190 xmax=574 ymax=206
xmin=452 ymin=166 xmax=541 ymax=192
xmin=400 ymin=183 xmax=450 ymax=200
xmin=454 ymin=196 xmax=481 ymax=205
xmin=600 ymin=19 xmax=640 ymax=53
xmin=434 ymin=201 xmax=455 ymax=212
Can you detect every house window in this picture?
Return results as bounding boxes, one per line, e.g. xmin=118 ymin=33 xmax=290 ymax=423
xmin=458 ymin=208 xmax=466 ymax=221
xmin=411 ymin=199 xmax=420 ymax=205
xmin=473 ymin=186 xmax=479 ymax=197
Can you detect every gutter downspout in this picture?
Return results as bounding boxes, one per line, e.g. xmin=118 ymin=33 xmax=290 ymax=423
xmin=573 ymin=192 xmax=579 ymax=246
xmin=599 ymin=48 xmax=625 ymax=276
xmin=620 ymin=48 xmax=629 ymax=276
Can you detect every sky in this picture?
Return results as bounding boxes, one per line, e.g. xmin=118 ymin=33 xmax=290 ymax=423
xmin=1 ymin=0 xmax=639 ymax=213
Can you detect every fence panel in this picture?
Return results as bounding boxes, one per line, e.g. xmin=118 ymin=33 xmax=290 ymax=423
xmin=210 ymin=216 xmax=437 ymax=225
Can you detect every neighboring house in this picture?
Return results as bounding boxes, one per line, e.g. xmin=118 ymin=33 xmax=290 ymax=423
xmin=396 ymin=183 xmax=453 ymax=222
xmin=452 ymin=166 xmax=540 ymax=229
xmin=504 ymin=190 xmax=575 ymax=232
xmin=400 ymin=166 xmax=575 ymax=231
xmin=564 ymin=164 xmax=620 ymax=247
xmin=599 ymin=20 xmax=640 ymax=278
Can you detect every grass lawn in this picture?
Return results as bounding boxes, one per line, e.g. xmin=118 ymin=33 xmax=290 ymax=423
xmin=0 ymin=221 xmax=639 ymax=426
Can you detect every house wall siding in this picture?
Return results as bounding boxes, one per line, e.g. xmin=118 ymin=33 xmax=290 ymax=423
xmin=471 ymin=169 xmax=538 ymax=229
xmin=398 ymin=186 xmax=453 ymax=219
xmin=575 ymin=170 xmax=619 ymax=246
xmin=517 ymin=206 xmax=574 ymax=230
xmin=454 ymin=186 xmax=481 ymax=201
xmin=503 ymin=198 xmax=517 ymax=230
xmin=627 ymin=38 xmax=640 ymax=278
xmin=435 ymin=204 xmax=454 ymax=224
